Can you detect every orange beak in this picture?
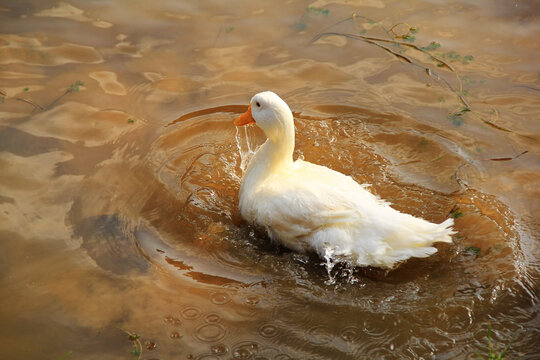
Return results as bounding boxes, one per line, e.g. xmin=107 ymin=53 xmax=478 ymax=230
xmin=234 ymin=104 xmax=255 ymax=126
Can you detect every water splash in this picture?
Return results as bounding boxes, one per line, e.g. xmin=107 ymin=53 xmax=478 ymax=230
xmin=235 ymin=126 xmax=258 ymax=173
xmin=322 ymin=246 xmax=338 ymax=285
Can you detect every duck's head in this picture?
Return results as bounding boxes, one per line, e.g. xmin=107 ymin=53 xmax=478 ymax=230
xmin=234 ymin=91 xmax=294 ymax=141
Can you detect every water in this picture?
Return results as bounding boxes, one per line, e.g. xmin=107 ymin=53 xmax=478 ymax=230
xmin=0 ymin=1 xmax=539 ymax=359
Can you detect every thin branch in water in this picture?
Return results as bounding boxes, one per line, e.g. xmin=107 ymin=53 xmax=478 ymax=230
xmin=481 ymin=150 xmax=528 ymax=162
xmin=14 ymin=97 xmax=44 ymax=111
xmin=311 ymin=32 xmax=470 ymax=109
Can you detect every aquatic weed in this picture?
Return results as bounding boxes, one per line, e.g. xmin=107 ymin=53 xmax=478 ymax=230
xmin=118 ymin=328 xmax=143 ymax=360
xmin=67 ymin=80 xmax=84 ymax=92
xmin=475 ymin=321 xmax=514 ymax=359
xmin=58 ymin=350 xmax=72 ymax=360
xmin=294 ymin=6 xmax=330 ymax=31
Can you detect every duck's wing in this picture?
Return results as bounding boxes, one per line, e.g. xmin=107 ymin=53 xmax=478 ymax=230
xmin=252 ymin=160 xmax=380 ymax=241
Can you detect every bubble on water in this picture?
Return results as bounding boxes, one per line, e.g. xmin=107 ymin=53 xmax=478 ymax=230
xmin=232 ymin=342 xmax=261 ymax=359
xmin=210 ymin=343 xmax=229 ymax=355
xmin=181 ymin=306 xmax=202 ymax=320
xmin=195 ymin=323 xmax=226 ymax=342
xmin=164 ymin=315 xmax=182 ymax=325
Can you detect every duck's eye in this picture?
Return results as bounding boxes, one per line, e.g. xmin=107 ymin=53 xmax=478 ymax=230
xmin=255 ymin=101 xmax=261 ymax=107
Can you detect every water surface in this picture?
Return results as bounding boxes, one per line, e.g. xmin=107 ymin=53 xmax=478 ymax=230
xmin=1 ymin=1 xmax=539 ymax=359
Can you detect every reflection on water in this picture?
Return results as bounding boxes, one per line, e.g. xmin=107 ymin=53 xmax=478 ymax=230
xmin=0 ymin=0 xmax=538 ymax=359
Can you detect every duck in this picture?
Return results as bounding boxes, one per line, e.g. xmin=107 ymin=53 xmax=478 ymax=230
xmin=234 ymin=91 xmax=455 ymax=269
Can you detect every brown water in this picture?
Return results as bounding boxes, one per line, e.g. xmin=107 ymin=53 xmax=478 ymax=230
xmin=1 ymin=1 xmax=539 ymax=359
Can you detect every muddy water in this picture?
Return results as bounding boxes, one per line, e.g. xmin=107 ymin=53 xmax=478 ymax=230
xmin=1 ymin=1 xmax=539 ymax=359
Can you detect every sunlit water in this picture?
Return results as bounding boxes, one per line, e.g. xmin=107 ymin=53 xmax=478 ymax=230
xmin=0 ymin=1 xmax=538 ymax=359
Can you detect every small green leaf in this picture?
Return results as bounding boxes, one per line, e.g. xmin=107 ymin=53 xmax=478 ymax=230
xmin=225 ymin=26 xmax=235 ymax=33
xmin=462 ymin=55 xmax=474 ymax=63
xmin=465 ymin=246 xmax=480 ymax=255
xmin=67 ymin=80 xmax=84 ymax=92
xmin=447 ymin=114 xmax=464 ymax=126
xmin=438 ymin=97 xmax=445 ymax=103
xmin=307 ymin=7 xmax=329 ymax=15
xmin=128 ymin=118 xmax=135 ymax=123
xmin=444 ymin=51 xmax=460 ymax=60
xmin=23 ymin=87 xmax=29 ymax=92
xmin=422 ymin=41 xmax=440 ymax=51
xmin=402 ymin=35 xmax=416 ymax=43
xmin=410 ymin=27 xmax=418 ymax=34
xmin=452 ymin=211 xmax=463 ymax=218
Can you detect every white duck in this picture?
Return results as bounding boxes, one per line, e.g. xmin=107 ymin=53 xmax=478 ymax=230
xmin=234 ymin=91 xmax=454 ymax=269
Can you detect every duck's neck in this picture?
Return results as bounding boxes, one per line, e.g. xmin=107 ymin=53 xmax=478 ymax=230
xmin=240 ymin=124 xmax=295 ymax=194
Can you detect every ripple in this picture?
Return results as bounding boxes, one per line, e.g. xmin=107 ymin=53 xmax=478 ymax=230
xmin=195 ymin=355 xmax=220 ymax=360
xmin=363 ymin=319 xmax=391 ymax=338
xmin=181 ymin=306 xmax=202 ymax=320
xmin=211 ymin=292 xmax=232 ymax=305
xmin=245 ymin=295 xmax=260 ymax=305
xmin=339 ymin=326 xmax=362 ymax=343
xmin=204 ymin=313 xmax=222 ymax=324
xmin=306 ymin=325 xmax=333 ymax=345
xmin=195 ymin=323 xmax=227 ymax=342
xmin=258 ymin=324 xmax=279 ymax=338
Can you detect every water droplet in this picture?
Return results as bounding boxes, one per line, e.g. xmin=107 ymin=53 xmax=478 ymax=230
xmin=210 ymin=343 xmax=229 ymax=355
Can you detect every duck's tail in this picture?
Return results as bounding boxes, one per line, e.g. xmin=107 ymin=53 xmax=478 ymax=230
xmin=369 ymin=216 xmax=456 ymax=268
